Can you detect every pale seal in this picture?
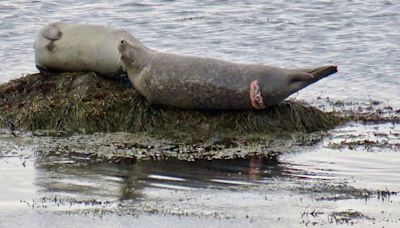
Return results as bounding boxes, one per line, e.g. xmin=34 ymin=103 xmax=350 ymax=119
xmin=34 ymin=22 xmax=140 ymax=75
xmin=118 ymin=39 xmax=337 ymax=110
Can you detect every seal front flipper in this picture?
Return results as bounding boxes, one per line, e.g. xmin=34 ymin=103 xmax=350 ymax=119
xmin=35 ymin=64 xmax=64 ymax=75
xmin=35 ymin=64 xmax=47 ymax=72
xmin=40 ymin=22 xmax=63 ymax=41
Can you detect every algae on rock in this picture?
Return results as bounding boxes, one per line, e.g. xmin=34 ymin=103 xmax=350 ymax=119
xmin=0 ymin=72 xmax=341 ymax=142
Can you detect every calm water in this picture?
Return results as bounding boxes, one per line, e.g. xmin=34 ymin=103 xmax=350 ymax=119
xmin=0 ymin=124 xmax=400 ymax=227
xmin=0 ymin=0 xmax=400 ymax=227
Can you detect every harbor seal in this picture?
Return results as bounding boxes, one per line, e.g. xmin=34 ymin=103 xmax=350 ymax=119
xmin=34 ymin=22 xmax=140 ymax=75
xmin=118 ymin=39 xmax=337 ymax=110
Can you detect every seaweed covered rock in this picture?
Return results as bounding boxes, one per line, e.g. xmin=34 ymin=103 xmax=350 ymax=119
xmin=0 ymin=72 xmax=341 ymax=141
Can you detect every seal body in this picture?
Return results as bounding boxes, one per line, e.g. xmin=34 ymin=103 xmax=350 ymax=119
xmin=118 ymin=40 xmax=337 ymax=110
xmin=34 ymin=22 xmax=140 ymax=75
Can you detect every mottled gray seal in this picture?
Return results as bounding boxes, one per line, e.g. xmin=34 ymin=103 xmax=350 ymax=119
xmin=34 ymin=22 xmax=140 ymax=75
xmin=118 ymin=39 xmax=337 ymax=110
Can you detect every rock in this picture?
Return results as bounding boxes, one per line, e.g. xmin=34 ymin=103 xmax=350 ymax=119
xmin=0 ymin=72 xmax=342 ymax=143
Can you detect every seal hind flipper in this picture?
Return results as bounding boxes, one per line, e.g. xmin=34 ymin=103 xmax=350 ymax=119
xmin=291 ymin=65 xmax=337 ymax=82
xmin=289 ymin=72 xmax=314 ymax=83
xmin=289 ymin=65 xmax=337 ymax=92
xmin=304 ymin=65 xmax=337 ymax=82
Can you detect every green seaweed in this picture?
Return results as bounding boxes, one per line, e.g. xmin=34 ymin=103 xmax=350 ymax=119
xmin=0 ymin=72 xmax=341 ymax=142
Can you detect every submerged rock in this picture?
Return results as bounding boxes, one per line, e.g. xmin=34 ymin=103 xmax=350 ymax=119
xmin=0 ymin=72 xmax=341 ymax=143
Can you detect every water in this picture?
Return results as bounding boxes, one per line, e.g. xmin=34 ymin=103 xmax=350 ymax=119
xmin=1 ymin=0 xmax=399 ymax=107
xmin=0 ymin=0 xmax=400 ymax=227
xmin=1 ymin=128 xmax=400 ymax=227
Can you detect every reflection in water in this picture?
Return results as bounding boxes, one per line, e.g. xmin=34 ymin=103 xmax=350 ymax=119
xmin=1 ymin=126 xmax=400 ymax=226
xmin=34 ymin=138 xmax=400 ymax=203
xmin=35 ymin=162 xmax=144 ymax=201
xmin=34 ymin=156 xmax=286 ymax=201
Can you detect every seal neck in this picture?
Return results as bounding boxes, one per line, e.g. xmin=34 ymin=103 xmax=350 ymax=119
xmin=135 ymin=44 xmax=155 ymax=67
xmin=127 ymin=42 xmax=155 ymax=72
xmin=119 ymin=39 xmax=156 ymax=76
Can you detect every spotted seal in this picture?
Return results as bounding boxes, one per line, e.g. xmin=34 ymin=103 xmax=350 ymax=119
xmin=118 ymin=39 xmax=337 ymax=110
xmin=34 ymin=22 xmax=140 ymax=75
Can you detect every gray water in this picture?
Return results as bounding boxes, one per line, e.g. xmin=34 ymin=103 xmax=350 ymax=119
xmin=1 ymin=0 xmax=400 ymax=227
